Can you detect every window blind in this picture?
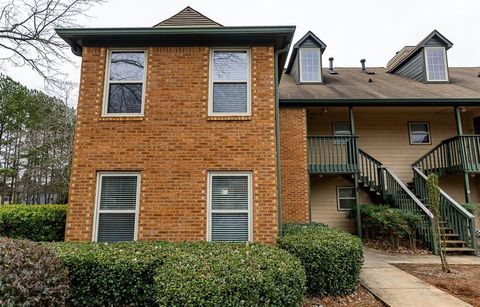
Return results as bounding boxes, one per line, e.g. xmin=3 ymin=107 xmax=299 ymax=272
xmin=211 ymin=50 xmax=249 ymax=114
xmin=96 ymin=174 xmax=138 ymax=242
xmin=210 ymin=174 xmax=250 ymax=242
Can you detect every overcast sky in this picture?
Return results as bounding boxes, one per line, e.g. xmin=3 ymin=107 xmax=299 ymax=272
xmin=3 ymin=0 xmax=480 ymax=106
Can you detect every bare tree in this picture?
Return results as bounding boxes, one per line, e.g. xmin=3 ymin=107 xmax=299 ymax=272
xmin=0 ymin=0 xmax=103 ymax=90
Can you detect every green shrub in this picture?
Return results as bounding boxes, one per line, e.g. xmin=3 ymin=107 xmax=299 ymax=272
xmin=278 ymin=223 xmax=363 ymax=296
xmin=155 ymin=243 xmax=305 ymax=306
xmin=47 ymin=241 xmax=174 ymax=306
xmin=0 ymin=237 xmax=69 ymax=306
xmin=0 ymin=204 xmax=67 ymax=241
xmin=48 ymin=241 xmax=305 ymax=307
xmin=461 ymin=203 xmax=476 ymax=214
xmin=349 ymin=204 xmax=422 ymax=249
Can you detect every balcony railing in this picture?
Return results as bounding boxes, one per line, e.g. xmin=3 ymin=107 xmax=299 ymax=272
xmin=412 ymin=135 xmax=480 ymax=175
xmin=308 ymin=136 xmax=359 ymax=173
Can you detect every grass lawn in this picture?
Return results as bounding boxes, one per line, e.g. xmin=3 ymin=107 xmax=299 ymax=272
xmin=394 ymin=264 xmax=480 ymax=307
xmin=303 ymin=286 xmax=384 ymax=307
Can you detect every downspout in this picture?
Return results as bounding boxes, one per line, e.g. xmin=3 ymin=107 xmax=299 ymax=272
xmin=275 ymin=45 xmax=290 ymax=238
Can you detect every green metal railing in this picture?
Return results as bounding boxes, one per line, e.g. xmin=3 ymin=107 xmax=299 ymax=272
xmin=412 ymin=135 xmax=480 ymax=175
xmin=308 ymin=136 xmax=359 ymax=173
xmin=359 ymin=149 xmax=383 ymax=192
xmin=413 ymin=167 xmax=477 ymax=254
xmin=380 ymin=166 xmax=437 ymax=251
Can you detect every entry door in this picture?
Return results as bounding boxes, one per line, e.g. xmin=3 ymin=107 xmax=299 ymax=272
xmin=474 ymin=117 xmax=480 ymax=134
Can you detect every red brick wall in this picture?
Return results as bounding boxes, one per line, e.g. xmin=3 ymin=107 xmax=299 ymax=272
xmin=279 ymin=107 xmax=309 ymax=223
xmin=67 ymin=46 xmax=279 ymax=243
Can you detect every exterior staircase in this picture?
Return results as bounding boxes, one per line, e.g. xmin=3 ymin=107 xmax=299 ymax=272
xmin=356 ymin=149 xmax=478 ymax=255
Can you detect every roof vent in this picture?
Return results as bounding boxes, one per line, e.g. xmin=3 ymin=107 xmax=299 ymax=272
xmin=360 ymin=59 xmax=366 ymax=72
xmin=360 ymin=59 xmax=375 ymax=75
xmin=368 ymin=78 xmax=373 ymax=83
xmin=328 ymin=57 xmax=337 ymax=74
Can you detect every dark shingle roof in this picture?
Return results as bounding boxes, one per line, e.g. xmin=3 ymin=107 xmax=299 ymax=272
xmin=279 ymin=67 xmax=480 ymax=100
xmin=154 ymin=7 xmax=222 ymax=28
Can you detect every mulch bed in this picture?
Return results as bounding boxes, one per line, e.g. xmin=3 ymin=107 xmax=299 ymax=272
xmin=303 ymin=286 xmax=384 ymax=307
xmin=394 ymin=264 xmax=480 ymax=307
xmin=363 ymin=239 xmax=431 ymax=255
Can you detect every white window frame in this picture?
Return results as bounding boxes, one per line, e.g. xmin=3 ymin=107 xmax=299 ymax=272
xmin=102 ymin=49 xmax=148 ymax=117
xmin=424 ymin=47 xmax=449 ymax=82
xmin=337 ymin=186 xmax=356 ymax=211
xmin=92 ymin=172 xmax=141 ymax=242
xmin=408 ymin=122 xmax=431 ymax=145
xmin=299 ymin=47 xmax=322 ymax=83
xmin=208 ymin=48 xmax=252 ymax=117
xmin=207 ymin=171 xmax=253 ymax=242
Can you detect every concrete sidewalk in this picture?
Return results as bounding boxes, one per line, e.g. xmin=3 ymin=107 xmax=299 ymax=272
xmin=361 ymin=248 xmax=480 ymax=307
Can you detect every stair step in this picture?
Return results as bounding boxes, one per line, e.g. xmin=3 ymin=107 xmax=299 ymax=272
xmin=443 ymin=233 xmax=460 ymax=237
xmin=443 ymin=240 xmax=466 ymax=245
xmin=445 ymin=247 xmax=475 ymax=252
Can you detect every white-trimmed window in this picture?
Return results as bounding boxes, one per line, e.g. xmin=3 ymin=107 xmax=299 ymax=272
xmin=103 ymin=50 xmax=147 ymax=116
xmin=207 ymin=172 xmax=252 ymax=242
xmin=333 ymin=122 xmax=352 ymax=136
xmin=93 ymin=172 xmax=140 ymax=242
xmin=409 ymin=122 xmax=431 ymax=144
xmin=337 ymin=187 xmax=356 ymax=211
xmin=209 ymin=49 xmax=251 ymax=116
xmin=424 ymin=47 xmax=448 ymax=82
xmin=299 ymin=48 xmax=322 ymax=83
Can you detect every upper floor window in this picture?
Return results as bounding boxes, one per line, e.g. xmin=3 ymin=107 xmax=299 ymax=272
xmin=424 ymin=47 xmax=448 ymax=82
xmin=209 ymin=49 xmax=251 ymax=116
xmin=299 ymin=48 xmax=322 ymax=83
xmin=103 ymin=50 xmax=147 ymax=116
xmin=409 ymin=122 xmax=431 ymax=145
xmin=333 ymin=122 xmax=352 ymax=136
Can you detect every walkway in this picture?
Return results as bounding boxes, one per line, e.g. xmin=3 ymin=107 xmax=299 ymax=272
xmin=361 ymin=247 xmax=480 ymax=307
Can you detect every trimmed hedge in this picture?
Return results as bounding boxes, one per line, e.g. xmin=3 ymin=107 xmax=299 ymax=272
xmin=0 ymin=237 xmax=69 ymax=306
xmin=0 ymin=204 xmax=67 ymax=241
xmin=278 ymin=223 xmax=363 ymax=296
xmin=47 ymin=241 xmax=173 ymax=306
xmin=155 ymin=243 xmax=305 ymax=306
xmin=48 ymin=241 xmax=306 ymax=306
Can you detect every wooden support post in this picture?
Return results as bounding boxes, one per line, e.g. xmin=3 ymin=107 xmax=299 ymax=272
xmin=454 ymin=106 xmax=472 ymax=203
xmin=350 ymin=107 xmax=362 ymax=238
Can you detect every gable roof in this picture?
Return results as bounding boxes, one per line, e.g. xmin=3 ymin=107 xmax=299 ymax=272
xmin=386 ymin=30 xmax=453 ymax=73
xmin=153 ymin=6 xmax=222 ymax=28
xmin=286 ymin=31 xmax=327 ymax=73
xmin=280 ymin=67 xmax=480 ymax=103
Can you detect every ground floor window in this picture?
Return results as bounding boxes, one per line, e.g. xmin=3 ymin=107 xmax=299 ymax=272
xmin=207 ymin=172 xmax=252 ymax=242
xmin=93 ymin=172 xmax=140 ymax=242
xmin=337 ymin=186 xmax=356 ymax=211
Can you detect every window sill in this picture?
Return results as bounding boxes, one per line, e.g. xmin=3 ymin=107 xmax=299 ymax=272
xmin=98 ymin=116 xmax=145 ymax=122
xmin=207 ymin=116 xmax=252 ymax=121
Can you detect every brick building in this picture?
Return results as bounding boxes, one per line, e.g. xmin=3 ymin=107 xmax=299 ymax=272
xmin=58 ymin=7 xmax=480 ymax=253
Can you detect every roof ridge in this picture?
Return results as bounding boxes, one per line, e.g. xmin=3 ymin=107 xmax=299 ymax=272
xmin=153 ymin=6 xmax=222 ymax=28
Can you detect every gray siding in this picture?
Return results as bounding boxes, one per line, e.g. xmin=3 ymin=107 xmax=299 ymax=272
xmin=394 ymin=51 xmax=424 ymax=82
xmin=290 ymin=53 xmax=300 ymax=83
xmin=300 ymin=37 xmax=322 ymax=48
xmin=425 ymin=36 xmax=446 ymax=47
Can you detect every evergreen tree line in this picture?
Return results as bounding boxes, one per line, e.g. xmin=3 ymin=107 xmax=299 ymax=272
xmin=0 ymin=75 xmax=75 ymax=204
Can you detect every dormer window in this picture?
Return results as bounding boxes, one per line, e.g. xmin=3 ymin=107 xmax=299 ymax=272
xmin=299 ymin=48 xmax=322 ymax=83
xmin=285 ymin=31 xmax=327 ymax=84
xmin=425 ymin=47 xmax=448 ymax=82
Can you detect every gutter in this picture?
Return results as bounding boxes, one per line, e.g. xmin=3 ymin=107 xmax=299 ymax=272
xmin=280 ymin=98 xmax=480 ymax=107
xmin=275 ymin=44 xmax=291 ymax=238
